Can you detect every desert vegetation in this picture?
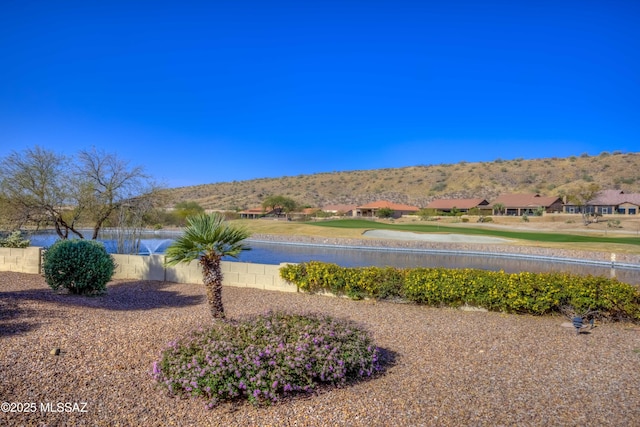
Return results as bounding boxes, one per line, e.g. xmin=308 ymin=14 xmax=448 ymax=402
xmin=43 ymin=239 xmax=116 ymax=295
xmin=153 ymin=312 xmax=380 ymax=408
xmin=164 ymin=212 xmax=251 ymax=319
xmin=0 ymin=146 xmax=161 ymax=240
xmin=162 ymin=152 xmax=640 ymax=211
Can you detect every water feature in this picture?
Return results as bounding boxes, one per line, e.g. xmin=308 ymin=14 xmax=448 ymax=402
xmin=138 ymin=239 xmax=174 ymax=255
xmin=23 ymin=230 xmax=640 ymax=285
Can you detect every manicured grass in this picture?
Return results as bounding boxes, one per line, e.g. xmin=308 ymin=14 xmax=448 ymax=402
xmin=310 ymin=219 xmax=640 ymax=246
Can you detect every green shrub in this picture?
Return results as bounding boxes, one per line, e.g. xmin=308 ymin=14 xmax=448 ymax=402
xmin=417 ymin=208 xmax=436 ymax=220
xmin=43 ymin=239 xmax=116 ymax=295
xmin=153 ymin=312 xmax=380 ymax=408
xmin=280 ymin=262 xmax=405 ymax=300
xmin=0 ymin=231 xmax=30 ymax=248
xmin=280 ymin=262 xmax=640 ymax=322
xmin=376 ymin=207 xmax=394 ymax=218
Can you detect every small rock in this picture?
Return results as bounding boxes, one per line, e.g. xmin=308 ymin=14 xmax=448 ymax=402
xmin=50 ymin=348 xmax=60 ymax=356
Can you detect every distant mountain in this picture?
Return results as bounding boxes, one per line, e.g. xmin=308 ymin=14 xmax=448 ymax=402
xmin=161 ymin=152 xmax=640 ymax=210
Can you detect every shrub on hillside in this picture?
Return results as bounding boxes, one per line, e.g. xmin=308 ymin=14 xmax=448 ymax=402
xmin=43 ymin=239 xmax=116 ymax=295
xmin=153 ymin=312 xmax=381 ymax=408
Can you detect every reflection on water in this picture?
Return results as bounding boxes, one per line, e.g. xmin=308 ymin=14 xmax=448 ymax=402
xmin=25 ymin=231 xmax=640 ymax=285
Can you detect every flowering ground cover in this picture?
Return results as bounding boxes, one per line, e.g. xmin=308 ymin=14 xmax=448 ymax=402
xmin=153 ymin=312 xmax=381 ymax=408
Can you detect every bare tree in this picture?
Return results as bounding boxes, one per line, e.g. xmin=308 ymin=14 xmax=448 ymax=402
xmin=75 ymin=147 xmax=152 ymax=239
xmin=0 ymin=146 xmax=160 ymax=240
xmin=111 ymin=192 xmax=163 ymax=254
xmin=0 ymin=146 xmax=84 ymax=238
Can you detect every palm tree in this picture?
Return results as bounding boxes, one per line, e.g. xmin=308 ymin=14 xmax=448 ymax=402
xmin=164 ymin=213 xmax=251 ymax=320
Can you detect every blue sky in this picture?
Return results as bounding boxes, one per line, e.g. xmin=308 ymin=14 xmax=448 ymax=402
xmin=1 ymin=1 xmax=638 ymax=188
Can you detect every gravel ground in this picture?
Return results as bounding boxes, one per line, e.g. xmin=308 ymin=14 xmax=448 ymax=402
xmin=1 ymin=271 xmax=640 ymax=427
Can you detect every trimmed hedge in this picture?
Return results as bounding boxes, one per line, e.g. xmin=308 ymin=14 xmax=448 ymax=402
xmin=280 ymin=262 xmax=640 ymax=322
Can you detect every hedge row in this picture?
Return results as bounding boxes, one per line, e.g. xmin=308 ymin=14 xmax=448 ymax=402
xmin=279 ymin=262 xmax=640 ymax=322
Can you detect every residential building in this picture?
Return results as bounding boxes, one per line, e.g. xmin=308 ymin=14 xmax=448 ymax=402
xmin=425 ymin=198 xmax=490 ymax=215
xmin=321 ymin=204 xmax=358 ymax=217
xmin=564 ymin=190 xmax=640 ymax=215
xmin=489 ymin=193 xmax=563 ymax=216
xmin=354 ymin=200 xmax=420 ymax=218
xmin=239 ymin=207 xmax=281 ymax=219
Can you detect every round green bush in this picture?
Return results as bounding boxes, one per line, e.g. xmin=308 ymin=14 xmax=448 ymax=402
xmin=43 ymin=239 xmax=116 ymax=295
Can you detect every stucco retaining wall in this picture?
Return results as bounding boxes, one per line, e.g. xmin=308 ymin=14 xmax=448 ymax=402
xmin=0 ymin=247 xmax=296 ymax=293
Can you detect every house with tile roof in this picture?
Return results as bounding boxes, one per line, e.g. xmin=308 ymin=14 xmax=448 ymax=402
xmin=238 ymin=207 xmax=281 ymax=219
xmin=354 ymin=200 xmax=420 ymax=218
xmin=321 ymin=204 xmax=358 ymax=217
xmin=289 ymin=207 xmax=322 ymax=220
xmin=425 ymin=198 xmax=490 ymax=215
xmin=564 ymin=190 xmax=640 ymax=215
xmin=489 ymin=193 xmax=563 ymax=216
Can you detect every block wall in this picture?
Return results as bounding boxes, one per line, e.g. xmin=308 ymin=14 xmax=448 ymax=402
xmin=0 ymin=247 xmax=296 ymax=293
xmin=0 ymin=247 xmax=41 ymax=274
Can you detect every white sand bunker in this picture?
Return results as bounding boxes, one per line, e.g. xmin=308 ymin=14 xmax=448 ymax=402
xmin=363 ymin=229 xmax=511 ymax=244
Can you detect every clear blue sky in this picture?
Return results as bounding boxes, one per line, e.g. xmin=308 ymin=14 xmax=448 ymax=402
xmin=1 ymin=1 xmax=638 ymax=188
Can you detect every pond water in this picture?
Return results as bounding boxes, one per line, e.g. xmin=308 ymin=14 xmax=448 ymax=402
xmin=26 ymin=230 xmax=640 ymax=285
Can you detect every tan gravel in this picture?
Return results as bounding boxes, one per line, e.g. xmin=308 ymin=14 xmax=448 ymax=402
xmin=1 ymin=272 xmax=640 ymax=427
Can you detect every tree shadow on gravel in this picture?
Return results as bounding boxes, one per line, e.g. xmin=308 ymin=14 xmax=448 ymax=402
xmin=0 ymin=280 xmax=204 ymax=312
xmin=0 ymin=298 xmax=63 ymax=338
xmin=0 ymin=298 xmax=47 ymax=337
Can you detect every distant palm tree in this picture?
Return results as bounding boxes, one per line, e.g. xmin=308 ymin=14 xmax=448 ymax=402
xmin=164 ymin=213 xmax=251 ymax=320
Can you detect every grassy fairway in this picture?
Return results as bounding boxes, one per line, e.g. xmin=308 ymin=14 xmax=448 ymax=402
xmin=231 ymin=218 xmax=640 ymax=254
xmin=310 ymin=219 xmax=640 ymax=246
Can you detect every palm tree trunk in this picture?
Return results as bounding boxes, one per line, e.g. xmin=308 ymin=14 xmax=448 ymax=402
xmin=200 ymin=255 xmax=225 ymax=319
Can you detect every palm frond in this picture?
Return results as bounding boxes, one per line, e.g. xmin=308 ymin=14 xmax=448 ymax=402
xmin=164 ymin=213 xmax=251 ymax=266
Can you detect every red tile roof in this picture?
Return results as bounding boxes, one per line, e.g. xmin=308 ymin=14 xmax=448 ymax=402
xmin=300 ymin=208 xmax=319 ymax=215
xmin=322 ymin=204 xmax=358 ymax=212
xmin=489 ymin=193 xmax=562 ymax=208
xmin=239 ymin=207 xmax=266 ymax=214
xmin=425 ymin=198 xmax=488 ymax=210
xmin=357 ymin=200 xmax=420 ymax=211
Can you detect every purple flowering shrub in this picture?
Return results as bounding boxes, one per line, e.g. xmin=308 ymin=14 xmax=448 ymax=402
xmin=152 ymin=312 xmax=381 ymax=407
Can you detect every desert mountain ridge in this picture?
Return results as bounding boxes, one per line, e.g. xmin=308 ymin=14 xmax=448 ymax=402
xmin=161 ymin=152 xmax=640 ymax=210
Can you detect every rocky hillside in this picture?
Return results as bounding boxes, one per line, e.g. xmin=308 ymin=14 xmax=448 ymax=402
xmin=161 ymin=152 xmax=640 ymax=210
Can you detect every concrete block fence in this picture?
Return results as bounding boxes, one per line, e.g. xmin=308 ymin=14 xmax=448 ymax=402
xmin=0 ymin=247 xmax=296 ymax=293
xmin=0 ymin=247 xmax=42 ymax=275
